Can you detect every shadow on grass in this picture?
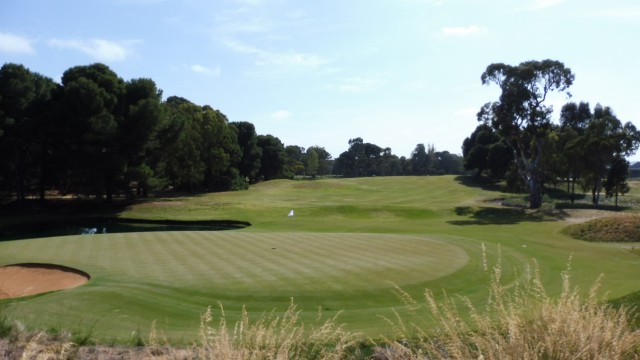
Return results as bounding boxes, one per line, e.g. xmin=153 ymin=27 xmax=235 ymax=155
xmin=449 ymin=206 xmax=568 ymax=225
xmin=555 ymin=202 xmax=630 ymax=212
xmin=454 ymin=175 xmax=502 ymax=192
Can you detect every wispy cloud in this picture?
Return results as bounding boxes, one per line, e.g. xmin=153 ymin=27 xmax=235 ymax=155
xmin=189 ymin=64 xmax=221 ymax=77
xmin=0 ymin=32 xmax=35 ymax=54
xmin=521 ymin=0 xmax=568 ymax=11
xmin=588 ymin=6 xmax=640 ymax=19
xmin=454 ymin=107 xmax=478 ymax=116
xmin=437 ymin=25 xmax=487 ymax=37
xmin=223 ymin=38 xmax=328 ymax=70
xmin=271 ymin=110 xmax=292 ymax=120
xmin=48 ymin=38 xmax=137 ymax=62
xmin=336 ymin=76 xmax=385 ymax=94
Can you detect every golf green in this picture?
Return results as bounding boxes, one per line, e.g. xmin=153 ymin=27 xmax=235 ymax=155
xmin=0 ymin=231 xmax=468 ymax=340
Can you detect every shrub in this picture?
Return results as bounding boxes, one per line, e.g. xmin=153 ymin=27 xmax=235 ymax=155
xmin=562 ymin=216 xmax=640 ymax=242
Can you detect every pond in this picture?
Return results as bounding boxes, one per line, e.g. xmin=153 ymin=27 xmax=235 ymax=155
xmin=0 ymin=218 xmax=250 ymax=242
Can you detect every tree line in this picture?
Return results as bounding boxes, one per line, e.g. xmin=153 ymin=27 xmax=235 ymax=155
xmin=462 ymin=59 xmax=640 ymax=208
xmin=0 ymin=62 xmax=464 ymax=202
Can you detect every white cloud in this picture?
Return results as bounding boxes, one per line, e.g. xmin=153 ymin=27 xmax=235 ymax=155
xmin=0 ymin=32 xmax=35 ymax=54
xmin=437 ymin=25 xmax=487 ymax=37
xmin=48 ymin=38 xmax=136 ymax=62
xmin=271 ymin=110 xmax=292 ymax=120
xmin=190 ymin=64 xmax=221 ymax=77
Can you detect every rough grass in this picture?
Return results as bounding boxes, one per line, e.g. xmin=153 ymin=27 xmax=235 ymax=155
xmin=372 ymin=254 xmax=640 ymax=360
xmin=562 ymin=215 xmax=640 ymax=242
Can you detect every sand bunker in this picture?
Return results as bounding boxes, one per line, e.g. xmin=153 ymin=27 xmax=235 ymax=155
xmin=0 ymin=263 xmax=89 ymax=299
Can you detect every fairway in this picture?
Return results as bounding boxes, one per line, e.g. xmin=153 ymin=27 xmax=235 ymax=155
xmin=0 ymin=231 xmax=468 ymax=340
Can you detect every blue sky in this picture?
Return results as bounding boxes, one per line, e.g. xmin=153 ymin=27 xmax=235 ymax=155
xmin=1 ymin=0 xmax=639 ymax=160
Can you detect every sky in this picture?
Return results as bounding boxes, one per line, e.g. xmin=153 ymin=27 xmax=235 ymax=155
xmin=1 ymin=0 xmax=639 ymax=160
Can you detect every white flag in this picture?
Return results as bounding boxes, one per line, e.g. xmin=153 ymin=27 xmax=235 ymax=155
xmin=288 ymin=209 xmax=294 ymax=217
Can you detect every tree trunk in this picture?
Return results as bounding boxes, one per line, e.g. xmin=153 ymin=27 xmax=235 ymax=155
xmin=570 ymin=177 xmax=576 ymax=204
xmin=593 ymin=178 xmax=602 ymax=208
xmin=528 ymin=175 xmax=543 ymax=209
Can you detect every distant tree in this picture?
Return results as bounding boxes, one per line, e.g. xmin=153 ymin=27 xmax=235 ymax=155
xmin=479 ymin=59 xmax=575 ymax=208
xmin=257 ymin=135 xmax=288 ymax=180
xmin=576 ymin=104 xmax=640 ymax=207
xmin=435 ymin=151 xmax=464 ymax=175
xmin=363 ymin=142 xmax=383 ymax=176
xmin=462 ymin=124 xmax=508 ymax=178
xmin=200 ymin=106 xmax=241 ymax=190
xmin=285 ymin=145 xmax=306 ymax=176
xmin=410 ymin=143 xmax=433 ymax=175
xmin=59 ymin=63 xmax=126 ymax=200
xmin=558 ymin=101 xmax=592 ymax=203
xmin=0 ymin=63 xmax=57 ymax=201
xmin=380 ymin=147 xmax=401 ymax=176
xmin=306 ymin=148 xmax=319 ymax=177
xmin=307 ymin=146 xmax=332 ymax=177
xmin=120 ymin=77 xmax=164 ymax=196
xmin=230 ymin=121 xmax=262 ymax=183
xmin=159 ymin=97 xmax=204 ymax=192
xmin=604 ymin=155 xmax=630 ymax=209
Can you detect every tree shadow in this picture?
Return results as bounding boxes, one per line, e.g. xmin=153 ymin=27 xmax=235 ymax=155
xmin=449 ymin=206 xmax=568 ymax=225
xmin=555 ymin=202 xmax=630 ymax=212
xmin=454 ymin=175 xmax=502 ymax=192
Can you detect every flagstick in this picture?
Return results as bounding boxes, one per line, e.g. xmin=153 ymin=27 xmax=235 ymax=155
xmin=288 ymin=209 xmax=295 ymax=235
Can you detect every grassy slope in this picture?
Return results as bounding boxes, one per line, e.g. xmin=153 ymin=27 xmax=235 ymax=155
xmin=1 ymin=176 xmax=640 ymax=342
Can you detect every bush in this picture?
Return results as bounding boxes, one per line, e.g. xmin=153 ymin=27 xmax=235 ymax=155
xmin=562 ymin=216 xmax=640 ymax=242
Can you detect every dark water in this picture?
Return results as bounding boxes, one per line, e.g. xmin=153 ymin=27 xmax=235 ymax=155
xmin=0 ymin=218 xmax=249 ymax=241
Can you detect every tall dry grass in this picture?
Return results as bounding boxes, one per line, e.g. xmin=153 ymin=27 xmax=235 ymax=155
xmin=195 ymin=299 xmax=358 ymax=360
xmin=374 ymin=248 xmax=640 ymax=360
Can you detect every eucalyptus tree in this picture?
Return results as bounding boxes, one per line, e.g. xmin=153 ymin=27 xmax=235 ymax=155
xmin=577 ymin=104 xmax=640 ymax=207
xmin=558 ymin=101 xmax=592 ymax=203
xmin=479 ymin=60 xmax=574 ymax=208
xmin=604 ymin=155 xmax=630 ymax=208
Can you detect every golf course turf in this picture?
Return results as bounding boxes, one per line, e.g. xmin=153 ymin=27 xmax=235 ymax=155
xmin=1 ymin=175 xmax=640 ymax=342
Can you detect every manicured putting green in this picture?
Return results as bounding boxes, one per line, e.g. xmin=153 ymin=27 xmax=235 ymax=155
xmin=0 ymin=231 xmax=468 ymax=340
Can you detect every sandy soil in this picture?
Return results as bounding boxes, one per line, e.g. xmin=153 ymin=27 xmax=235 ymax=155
xmin=0 ymin=263 xmax=89 ymax=299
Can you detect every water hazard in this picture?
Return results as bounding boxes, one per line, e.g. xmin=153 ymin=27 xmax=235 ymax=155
xmin=0 ymin=218 xmax=250 ymax=241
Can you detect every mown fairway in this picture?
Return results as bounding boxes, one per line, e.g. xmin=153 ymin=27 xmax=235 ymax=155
xmin=2 ymin=176 xmax=640 ymax=341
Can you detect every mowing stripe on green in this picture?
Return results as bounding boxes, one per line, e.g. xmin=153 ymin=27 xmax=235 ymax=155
xmin=0 ymin=231 xmax=467 ymax=340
